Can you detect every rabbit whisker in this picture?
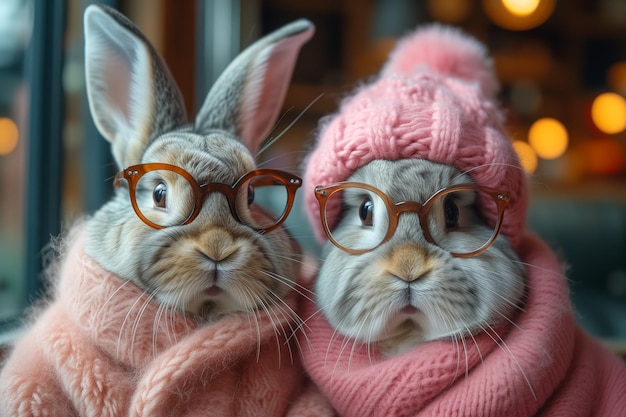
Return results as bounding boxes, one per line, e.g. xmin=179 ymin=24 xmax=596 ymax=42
xmin=449 ymin=332 xmax=463 ymax=389
xmin=459 ymin=326 xmax=472 ymax=380
xmin=426 ymin=303 xmax=468 ymax=384
xmin=322 ymin=302 xmax=354 ymax=368
xmin=346 ymin=311 xmax=370 ymax=372
xmin=274 ymin=296 xmax=306 ymax=365
xmin=130 ymin=289 xmax=158 ymax=360
xmin=259 ymin=286 xmax=295 ymax=358
xmin=238 ymin=284 xmax=263 ymax=362
xmin=256 ymin=294 xmax=286 ymax=367
xmin=117 ymin=290 xmax=152 ymax=359
xmin=255 ymin=93 xmax=324 ymax=159
xmin=456 ymin=162 xmax=526 ymax=182
xmin=512 ymin=259 xmax=570 ymax=282
xmin=289 ymin=307 xmax=323 ymax=354
xmin=480 ymin=322 xmax=537 ymax=400
xmin=491 ymin=308 xmax=553 ymax=364
xmin=255 ymin=151 xmax=303 ymax=171
xmin=264 ymin=270 xmax=316 ymax=303
xmin=249 ymin=276 xmax=299 ymax=366
xmin=153 ymin=300 xmax=167 ymax=358
xmin=478 ymin=280 xmax=526 ymax=314
xmin=97 ymin=279 xmax=132 ymax=319
xmin=323 ymin=307 xmax=350 ymax=366
xmin=334 ymin=306 xmax=376 ymax=382
xmin=436 ymin=308 xmax=464 ymax=386
xmin=328 ymin=333 xmax=353 ymax=390
xmin=115 ymin=293 xmax=145 ymax=356
xmin=269 ymin=300 xmax=303 ymax=361
xmin=263 ymin=283 xmax=310 ymax=354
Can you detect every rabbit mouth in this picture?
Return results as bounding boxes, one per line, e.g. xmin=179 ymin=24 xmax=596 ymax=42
xmin=400 ymin=305 xmax=419 ymax=314
xmin=205 ymin=285 xmax=223 ymax=296
xmin=397 ymin=285 xmax=421 ymax=315
xmin=389 ymin=301 xmax=424 ymax=328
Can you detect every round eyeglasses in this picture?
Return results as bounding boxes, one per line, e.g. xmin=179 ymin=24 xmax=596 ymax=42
xmin=314 ymin=182 xmax=510 ymax=257
xmin=115 ymin=163 xmax=302 ymax=233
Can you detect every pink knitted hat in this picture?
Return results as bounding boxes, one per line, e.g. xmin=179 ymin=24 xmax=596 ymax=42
xmin=303 ymin=24 xmax=527 ymax=248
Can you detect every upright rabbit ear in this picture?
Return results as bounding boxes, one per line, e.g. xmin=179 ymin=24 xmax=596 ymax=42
xmin=195 ymin=19 xmax=314 ymax=155
xmin=84 ymin=4 xmax=188 ymax=169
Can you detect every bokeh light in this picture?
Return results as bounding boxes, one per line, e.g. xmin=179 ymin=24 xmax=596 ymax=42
xmin=502 ymin=0 xmax=540 ymax=16
xmin=591 ymin=92 xmax=626 ymax=134
xmin=0 ymin=117 xmax=19 ymax=155
xmin=513 ymin=140 xmax=538 ymax=173
xmin=528 ymin=117 xmax=569 ymax=160
xmin=483 ymin=0 xmax=555 ymax=30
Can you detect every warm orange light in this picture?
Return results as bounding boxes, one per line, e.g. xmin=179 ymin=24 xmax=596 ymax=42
xmin=0 ymin=117 xmax=19 ymax=155
xmin=512 ymin=140 xmax=538 ymax=173
xmin=483 ymin=0 xmax=555 ymax=30
xmin=528 ymin=118 xmax=568 ymax=160
xmin=591 ymin=92 xmax=626 ymax=134
xmin=502 ymin=0 xmax=540 ymax=16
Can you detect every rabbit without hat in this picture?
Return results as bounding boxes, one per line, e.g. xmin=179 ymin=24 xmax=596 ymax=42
xmin=0 ymin=5 xmax=335 ymax=417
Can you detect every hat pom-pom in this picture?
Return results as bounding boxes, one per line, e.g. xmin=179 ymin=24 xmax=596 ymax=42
xmin=382 ymin=24 xmax=499 ymax=99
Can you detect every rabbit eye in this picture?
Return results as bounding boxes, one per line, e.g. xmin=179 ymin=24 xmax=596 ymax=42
xmin=444 ymin=196 xmax=459 ymax=229
xmin=247 ymin=184 xmax=255 ymax=205
xmin=153 ymin=182 xmax=167 ymax=209
xmin=359 ymin=199 xmax=374 ymax=227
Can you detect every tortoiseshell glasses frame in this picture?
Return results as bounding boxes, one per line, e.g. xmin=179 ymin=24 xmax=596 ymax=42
xmin=115 ymin=163 xmax=302 ymax=233
xmin=314 ymin=182 xmax=510 ymax=258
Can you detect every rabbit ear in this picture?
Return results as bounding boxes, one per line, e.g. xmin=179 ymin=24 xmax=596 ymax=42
xmin=84 ymin=4 xmax=188 ymax=169
xmin=195 ymin=19 xmax=314 ymax=155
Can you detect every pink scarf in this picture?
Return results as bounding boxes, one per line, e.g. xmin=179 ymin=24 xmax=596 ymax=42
xmin=0 ymin=229 xmax=323 ymax=417
xmin=299 ymin=234 xmax=626 ymax=416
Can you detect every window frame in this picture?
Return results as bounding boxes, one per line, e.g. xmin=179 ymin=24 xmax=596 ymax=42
xmin=0 ymin=0 xmax=121 ymax=335
xmin=22 ymin=0 xmax=67 ymax=310
xmin=0 ymin=0 xmax=237 ymax=336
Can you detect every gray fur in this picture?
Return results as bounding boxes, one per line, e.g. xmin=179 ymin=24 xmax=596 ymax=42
xmin=83 ymin=4 xmax=313 ymax=319
xmin=195 ymin=19 xmax=314 ymax=152
xmin=316 ymin=159 xmax=525 ymax=357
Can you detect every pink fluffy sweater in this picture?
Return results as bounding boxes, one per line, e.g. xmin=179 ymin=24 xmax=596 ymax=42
xmin=299 ymin=234 xmax=626 ymax=416
xmin=0 ymin=230 xmax=331 ymax=417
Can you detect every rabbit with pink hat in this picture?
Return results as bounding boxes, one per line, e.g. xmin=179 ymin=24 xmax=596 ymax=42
xmin=300 ymin=24 xmax=626 ymax=416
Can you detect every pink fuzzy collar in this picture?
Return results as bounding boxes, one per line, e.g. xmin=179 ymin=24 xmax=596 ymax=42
xmin=0 ymin=229 xmax=307 ymax=417
xmin=299 ymin=234 xmax=626 ymax=416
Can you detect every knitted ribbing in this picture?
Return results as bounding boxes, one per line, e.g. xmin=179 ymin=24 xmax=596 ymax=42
xmin=303 ymin=24 xmax=527 ymax=249
xmin=0 ymin=228 xmax=309 ymax=417
xmin=298 ymin=234 xmax=626 ymax=416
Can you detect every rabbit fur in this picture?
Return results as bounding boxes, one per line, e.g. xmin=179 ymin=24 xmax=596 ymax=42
xmin=316 ymin=159 xmax=526 ymax=358
xmin=298 ymin=23 xmax=626 ymax=417
xmin=82 ymin=5 xmax=311 ymax=319
xmin=0 ymin=4 xmax=332 ymax=417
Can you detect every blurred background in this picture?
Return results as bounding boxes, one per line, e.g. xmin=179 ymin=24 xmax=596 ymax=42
xmin=0 ymin=0 xmax=624 ymax=353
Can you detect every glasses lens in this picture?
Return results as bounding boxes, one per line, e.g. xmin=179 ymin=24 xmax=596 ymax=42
xmin=235 ymin=174 xmax=291 ymax=231
xmin=323 ymin=186 xmax=390 ymax=252
xmin=134 ymin=169 xmax=195 ymax=227
xmin=426 ymin=188 xmax=500 ymax=255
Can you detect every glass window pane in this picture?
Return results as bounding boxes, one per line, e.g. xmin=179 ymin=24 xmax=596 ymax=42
xmin=0 ymin=0 xmax=31 ymax=322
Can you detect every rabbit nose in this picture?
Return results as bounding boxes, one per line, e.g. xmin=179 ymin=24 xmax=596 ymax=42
xmin=386 ymin=244 xmax=433 ymax=283
xmin=201 ymin=227 xmax=240 ymax=263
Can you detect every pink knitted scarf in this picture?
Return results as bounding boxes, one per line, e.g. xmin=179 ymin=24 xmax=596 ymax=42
xmin=0 ymin=229 xmax=324 ymax=417
xmin=299 ymin=234 xmax=626 ymax=416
